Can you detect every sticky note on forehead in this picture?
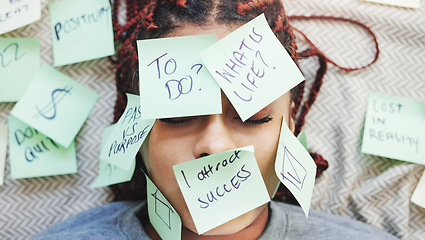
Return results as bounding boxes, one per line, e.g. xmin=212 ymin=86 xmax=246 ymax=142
xmin=201 ymin=14 xmax=304 ymax=121
xmin=173 ymin=146 xmax=270 ymax=234
xmin=137 ymin=35 xmax=222 ymax=119
xmin=361 ymin=92 xmax=425 ymax=164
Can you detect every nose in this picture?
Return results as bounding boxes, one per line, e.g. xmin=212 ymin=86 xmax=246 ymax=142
xmin=193 ymin=115 xmax=236 ymax=159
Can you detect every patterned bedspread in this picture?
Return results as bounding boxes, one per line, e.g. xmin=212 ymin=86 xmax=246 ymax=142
xmin=0 ymin=0 xmax=424 ymax=239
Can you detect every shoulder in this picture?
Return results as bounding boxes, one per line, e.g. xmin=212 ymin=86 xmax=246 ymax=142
xmin=31 ymin=201 xmax=150 ymax=240
xmin=260 ymin=201 xmax=398 ymax=240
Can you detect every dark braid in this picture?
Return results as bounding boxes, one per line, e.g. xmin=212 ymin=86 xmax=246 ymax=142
xmin=109 ymin=0 xmax=330 ymax=202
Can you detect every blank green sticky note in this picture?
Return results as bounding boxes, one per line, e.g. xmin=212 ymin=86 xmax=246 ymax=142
xmin=11 ymin=64 xmax=99 ymax=148
xmin=48 ymin=0 xmax=115 ymax=66
xmin=275 ymin=117 xmax=316 ymax=217
xmin=91 ymin=124 xmax=136 ymax=188
xmin=361 ymin=92 xmax=425 ymax=164
xmin=201 ymin=14 xmax=304 ymax=121
xmin=137 ymin=35 xmax=222 ymax=119
xmin=100 ymin=94 xmax=154 ymax=171
xmin=145 ymin=173 xmax=182 ymax=240
xmin=0 ymin=38 xmax=40 ymax=102
xmin=8 ymin=115 xmax=76 ymax=179
xmin=173 ymin=146 xmax=270 ymax=234
xmin=0 ymin=0 xmax=41 ymax=35
xmin=297 ymin=130 xmax=308 ymax=151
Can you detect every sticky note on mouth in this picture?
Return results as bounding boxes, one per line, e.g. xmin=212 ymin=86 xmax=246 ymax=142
xmin=173 ymin=146 xmax=270 ymax=234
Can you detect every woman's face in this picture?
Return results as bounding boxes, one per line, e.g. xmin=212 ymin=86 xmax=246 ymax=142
xmin=142 ymin=24 xmax=294 ymax=235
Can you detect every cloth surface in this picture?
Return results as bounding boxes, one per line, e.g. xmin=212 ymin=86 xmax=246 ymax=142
xmin=0 ymin=0 xmax=424 ymax=239
xmin=31 ymin=200 xmax=398 ymax=239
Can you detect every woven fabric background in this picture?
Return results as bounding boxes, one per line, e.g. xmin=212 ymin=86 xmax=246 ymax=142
xmin=0 ymin=0 xmax=424 ymax=239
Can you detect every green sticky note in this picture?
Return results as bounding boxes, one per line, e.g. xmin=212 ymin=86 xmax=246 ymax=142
xmin=91 ymin=124 xmax=136 ymax=188
xmin=8 ymin=115 xmax=76 ymax=179
xmin=173 ymin=146 xmax=270 ymax=234
xmin=48 ymin=0 xmax=115 ymax=66
xmin=201 ymin=14 xmax=304 ymax=122
xmin=11 ymin=64 xmax=99 ymax=148
xmin=137 ymin=35 xmax=222 ymax=119
xmin=0 ymin=122 xmax=7 ymax=185
xmin=100 ymin=94 xmax=154 ymax=171
xmin=145 ymin=173 xmax=182 ymax=240
xmin=361 ymin=92 xmax=425 ymax=164
xmin=0 ymin=38 xmax=40 ymax=102
xmin=0 ymin=0 xmax=41 ymax=35
xmin=297 ymin=130 xmax=308 ymax=151
xmin=275 ymin=117 xmax=316 ymax=217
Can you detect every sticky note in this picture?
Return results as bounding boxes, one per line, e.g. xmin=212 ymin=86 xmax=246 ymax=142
xmin=0 ymin=0 xmax=41 ymax=35
xmin=100 ymin=94 xmax=154 ymax=171
xmin=275 ymin=117 xmax=316 ymax=217
xmin=91 ymin=124 xmax=136 ymax=188
xmin=297 ymin=130 xmax=308 ymax=151
xmin=361 ymin=92 xmax=425 ymax=164
xmin=411 ymin=170 xmax=425 ymax=209
xmin=8 ymin=115 xmax=76 ymax=179
xmin=145 ymin=172 xmax=182 ymax=240
xmin=137 ymin=35 xmax=221 ymax=119
xmin=0 ymin=38 xmax=40 ymax=102
xmin=201 ymin=14 xmax=304 ymax=121
xmin=173 ymin=146 xmax=270 ymax=234
xmin=11 ymin=64 xmax=99 ymax=148
xmin=0 ymin=122 xmax=7 ymax=186
xmin=363 ymin=0 xmax=420 ymax=9
xmin=48 ymin=0 xmax=115 ymax=66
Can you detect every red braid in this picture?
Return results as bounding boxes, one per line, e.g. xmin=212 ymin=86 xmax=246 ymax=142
xmin=236 ymin=0 xmax=268 ymax=16
xmin=142 ymin=1 xmax=159 ymax=31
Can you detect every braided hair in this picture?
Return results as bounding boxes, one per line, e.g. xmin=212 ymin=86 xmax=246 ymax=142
xmin=110 ymin=0 xmax=329 ymax=203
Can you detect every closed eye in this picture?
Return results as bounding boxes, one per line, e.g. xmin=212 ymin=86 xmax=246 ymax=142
xmin=159 ymin=117 xmax=197 ymax=125
xmin=234 ymin=115 xmax=273 ymax=125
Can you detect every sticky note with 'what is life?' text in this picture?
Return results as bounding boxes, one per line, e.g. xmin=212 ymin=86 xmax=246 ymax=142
xmin=0 ymin=38 xmax=40 ymax=102
xmin=173 ymin=146 xmax=270 ymax=235
xmin=137 ymin=34 xmax=222 ymax=119
xmin=275 ymin=117 xmax=316 ymax=217
xmin=8 ymin=115 xmax=77 ymax=179
xmin=361 ymin=92 xmax=425 ymax=164
xmin=11 ymin=64 xmax=99 ymax=148
xmin=0 ymin=0 xmax=41 ymax=35
xmin=201 ymin=14 xmax=304 ymax=122
xmin=91 ymin=123 xmax=136 ymax=188
xmin=145 ymin=172 xmax=182 ymax=240
xmin=48 ymin=0 xmax=115 ymax=66
xmin=100 ymin=93 xmax=154 ymax=171
xmin=0 ymin=122 xmax=7 ymax=186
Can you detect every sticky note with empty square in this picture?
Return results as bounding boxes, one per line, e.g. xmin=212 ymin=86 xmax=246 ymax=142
xmin=201 ymin=14 xmax=304 ymax=121
xmin=145 ymin=172 xmax=182 ymax=240
xmin=275 ymin=117 xmax=316 ymax=217
xmin=0 ymin=38 xmax=40 ymax=102
xmin=0 ymin=122 xmax=7 ymax=186
xmin=363 ymin=0 xmax=420 ymax=9
xmin=137 ymin=34 xmax=221 ymax=119
xmin=173 ymin=146 xmax=270 ymax=234
xmin=11 ymin=64 xmax=99 ymax=148
xmin=100 ymin=94 xmax=154 ymax=171
xmin=0 ymin=0 xmax=41 ymax=35
xmin=91 ymin=124 xmax=136 ymax=188
xmin=8 ymin=115 xmax=76 ymax=179
xmin=48 ymin=0 xmax=115 ymax=66
xmin=361 ymin=92 xmax=425 ymax=164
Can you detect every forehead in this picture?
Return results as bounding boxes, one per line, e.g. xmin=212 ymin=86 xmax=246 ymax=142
xmin=166 ymin=24 xmax=240 ymax=40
